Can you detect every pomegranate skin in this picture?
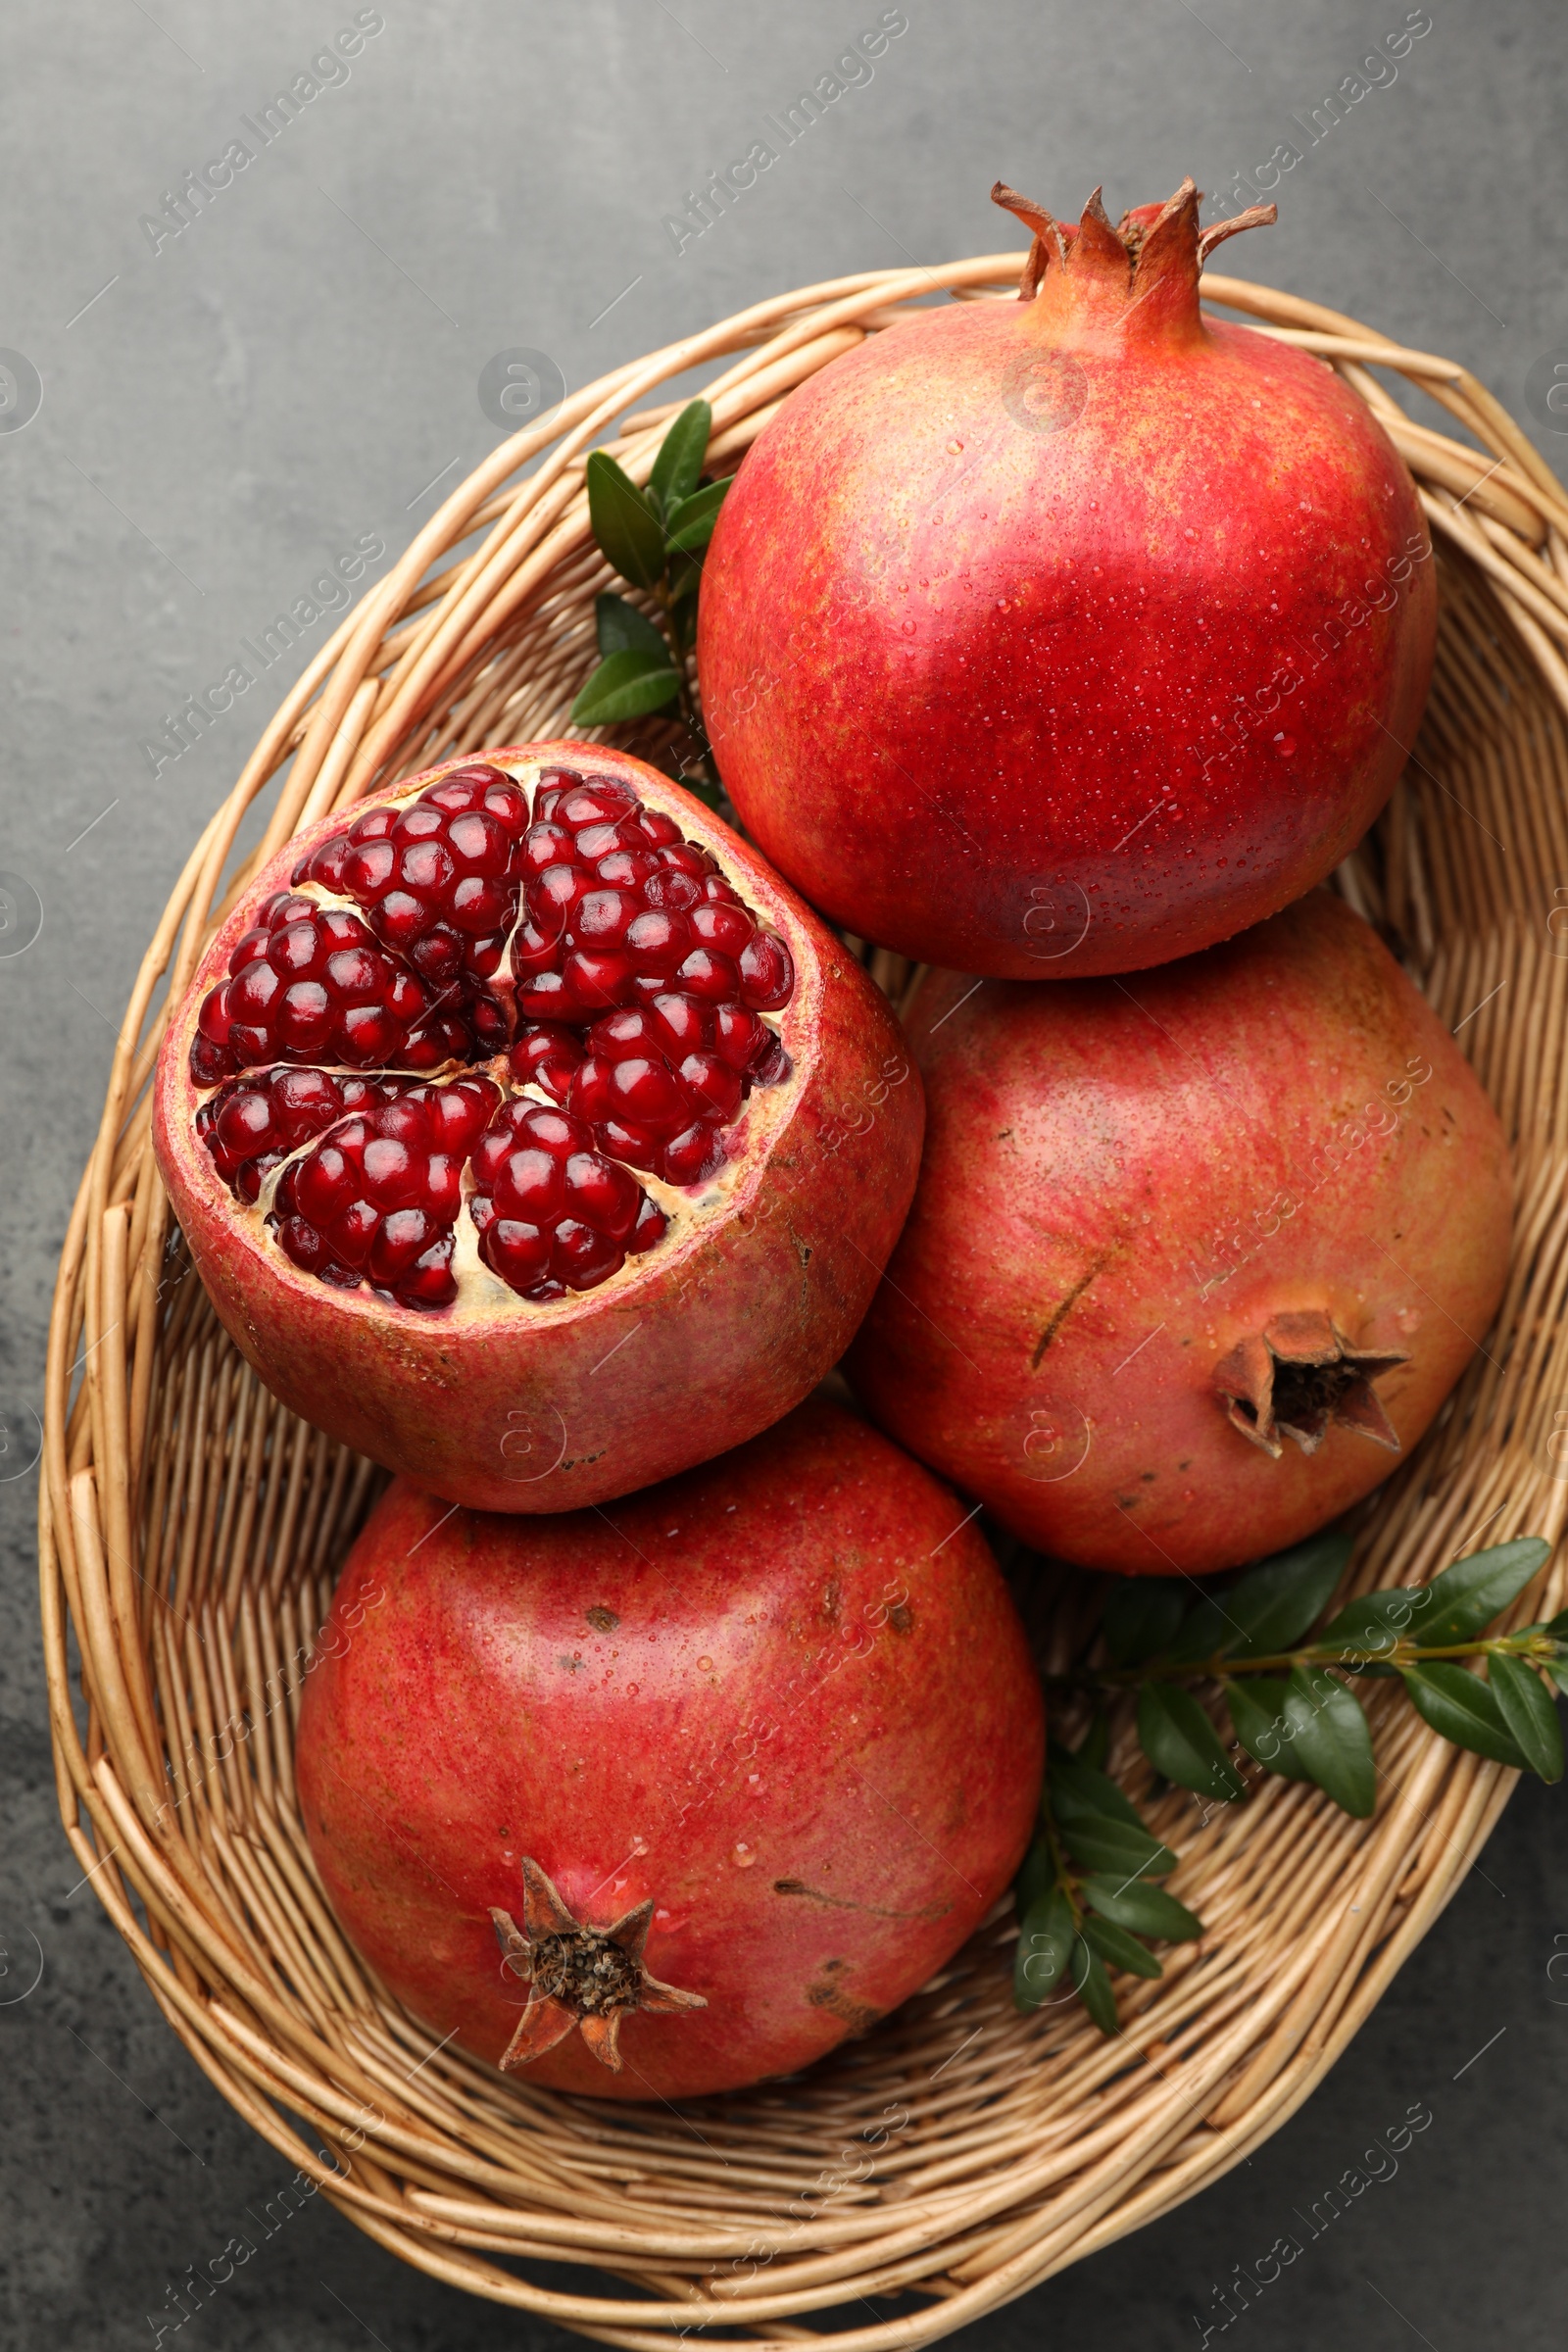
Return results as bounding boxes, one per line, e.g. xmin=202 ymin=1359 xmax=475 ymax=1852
xmin=847 ymin=893 xmax=1512 ymax=1575
xmin=296 ymin=1402 xmax=1044 ymax=2100
xmin=698 ymin=183 xmax=1437 ymax=977
xmin=153 ymin=745 xmax=923 ymax=1513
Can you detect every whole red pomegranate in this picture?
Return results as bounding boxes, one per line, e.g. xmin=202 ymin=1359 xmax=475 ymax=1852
xmin=154 ymin=746 xmax=922 ymax=1511
xmin=847 ymin=892 xmax=1511 ymax=1575
xmin=698 ymin=178 xmax=1437 ymax=977
xmin=296 ymin=1401 xmax=1043 ymax=2100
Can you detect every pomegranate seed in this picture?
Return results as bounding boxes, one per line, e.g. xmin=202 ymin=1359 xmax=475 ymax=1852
xmin=679 ymin=1053 xmax=743 ymax=1124
xmin=551 ymin=1217 xmax=623 ymax=1290
xmin=691 ymin=904 xmax=755 ymax=957
xmin=663 ymin=1123 xmax=729 ymax=1186
xmin=674 ymin=948 xmax=741 ymax=1004
xmin=740 ymin=932 xmax=795 ymax=1011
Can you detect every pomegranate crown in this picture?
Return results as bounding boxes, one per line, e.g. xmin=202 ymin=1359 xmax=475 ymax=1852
xmin=990 ymin=175 xmax=1275 ymax=322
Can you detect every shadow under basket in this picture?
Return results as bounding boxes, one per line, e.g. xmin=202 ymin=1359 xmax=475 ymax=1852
xmin=40 ymin=253 xmax=1568 ymax=2347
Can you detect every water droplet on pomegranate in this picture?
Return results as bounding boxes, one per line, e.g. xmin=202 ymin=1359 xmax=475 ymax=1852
xmin=1272 ymin=733 xmax=1297 ymax=759
xmin=626 ymin=1682 xmax=639 ymax=1696
xmin=947 ymin=439 xmax=962 ymax=454
xmin=697 ymin=1654 xmax=713 ymax=1672
xmin=732 ymin=1841 xmax=756 ymax=1868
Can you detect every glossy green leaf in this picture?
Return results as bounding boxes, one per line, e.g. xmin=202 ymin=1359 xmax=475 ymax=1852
xmin=1401 ymin=1662 xmax=1529 ymax=1768
xmin=1219 ymin=1532 xmax=1353 ymax=1658
xmin=569 ymin=648 xmax=681 ymax=726
xmin=1013 ymin=1886 xmax=1075 ymax=2011
xmin=647 ymin=398 xmax=711 ymax=513
xmin=664 ymin=474 xmax=734 ymax=553
xmin=1048 ymin=1749 xmax=1147 ymax=1830
xmin=1162 ymin=1594 xmax=1240 ymax=1666
xmin=1014 ymin=1833 xmax=1055 ymax=1922
xmin=1071 ymin=1936 xmax=1121 ymax=2035
xmin=1081 ymin=1913 xmax=1163 ymax=1980
xmin=1081 ymin=1877 xmax=1201 ymax=1941
xmin=594 ymin=591 xmax=669 ymax=662
xmin=1487 ymin=1654 xmax=1564 ymax=1782
xmin=1402 ymin=1538 xmax=1551 ymax=1650
xmin=585 ymin=450 xmax=666 ymax=589
xmin=1101 ymin=1579 xmax=1186 ymax=1666
xmin=1542 ymin=1608 xmax=1568 ymax=1640
xmin=1057 ymin=1812 xmax=1176 ymax=1881
xmin=1137 ymin=1683 xmax=1247 ymax=1802
xmin=1280 ymin=1665 xmax=1376 ymax=1816
xmin=1315 ymin=1586 xmax=1429 ymax=1666
xmin=1223 ymin=1676 xmax=1311 ymax=1781
xmin=1075 ymin=1713 xmax=1111 ymax=1772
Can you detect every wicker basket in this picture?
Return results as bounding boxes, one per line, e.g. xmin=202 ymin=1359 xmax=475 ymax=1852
xmin=40 ymin=252 xmax=1568 ymax=2347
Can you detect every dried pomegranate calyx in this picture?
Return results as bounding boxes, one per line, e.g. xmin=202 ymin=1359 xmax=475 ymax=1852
xmin=490 ymin=1856 xmax=707 ymax=2074
xmin=1214 ymin=1311 xmax=1408 ymax=1460
xmin=990 ymin=175 xmax=1277 ymax=307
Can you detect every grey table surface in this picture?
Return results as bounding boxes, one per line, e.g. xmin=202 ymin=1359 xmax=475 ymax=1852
xmin=3 ymin=3 xmax=1567 ymax=2346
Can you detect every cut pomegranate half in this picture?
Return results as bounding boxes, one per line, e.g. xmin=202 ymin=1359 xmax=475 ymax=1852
xmin=154 ymin=744 xmax=924 ymax=1512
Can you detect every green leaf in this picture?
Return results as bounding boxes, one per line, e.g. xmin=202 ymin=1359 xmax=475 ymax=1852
xmin=1223 ymin=1676 xmax=1312 ymax=1781
xmin=1219 ymin=1532 xmax=1353 ymax=1659
xmin=594 ymin=591 xmax=669 ymax=662
xmin=1404 ymin=1538 xmax=1551 ymax=1650
xmin=1487 ymin=1654 xmax=1564 ymax=1782
xmin=1137 ymin=1683 xmax=1247 ymax=1803
xmin=585 ymin=450 xmax=667 ymax=590
xmin=1048 ymin=1749 xmax=1147 ymax=1830
xmin=664 ymin=475 xmax=734 ymax=554
xmin=1401 ymin=1662 xmax=1529 ymax=1768
xmin=1161 ymin=1593 xmax=1237 ymax=1667
xmin=1081 ymin=1913 xmax=1163 ymax=1980
xmin=1058 ymin=1813 xmax=1176 ymax=1881
xmin=1280 ymin=1665 xmax=1376 ymax=1816
xmin=1317 ymin=1587 xmax=1434 ymax=1667
xmin=1071 ymin=1936 xmax=1121 ymax=2034
xmin=1542 ymin=1607 xmax=1568 ymax=1640
xmin=1075 ymin=1712 xmax=1111 ymax=1772
xmin=569 ymin=648 xmax=681 ymax=726
xmin=1102 ymin=1580 xmax=1186 ymax=1666
xmin=647 ymin=398 xmax=711 ymax=514
xmin=1081 ymin=1877 xmax=1202 ymax=1941
xmin=1014 ymin=1833 xmax=1055 ymax=1922
xmin=1013 ymin=1886 xmax=1075 ymax=2011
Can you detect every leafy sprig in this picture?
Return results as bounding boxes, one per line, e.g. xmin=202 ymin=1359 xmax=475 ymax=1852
xmin=569 ymin=398 xmax=733 ymax=798
xmin=1016 ymin=1532 xmax=1563 ymax=2035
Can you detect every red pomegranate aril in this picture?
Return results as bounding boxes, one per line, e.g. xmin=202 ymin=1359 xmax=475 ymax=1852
xmin=446 ymin=810 xmax=511 ymax=872
xmin=483 ymin=1218 xmax=551 ymax=1286
xmin=350 ymin=807 xmax=398 ymax=844
xmin=396 ymin=806 xmax=446 ymax=843
xmin=361 ymin=1137 xmax=421 ymax=1208
xmin=345 ymin=839 xmax=397 ymax=898
xmin=295 ymin=1147 xmax=355 ymax=1226
xmin=564 ymin=1152 xmax=640 ymax=1241
xmin=555 ymin=781 xmax=637 ymax=828
xmin=320 ymin=944 xmax=381 ymax=1003
xmin=624 ymin=909 xmax=690 ymax=970
xmin=562 ymin=949 xmax=635 ymax=1006
xmin=495 ymin=1148 xmax=564 ymax=1222
xmin=278 ymin=1216 xmax=328 ymax=1274
xmin=596 ymin=1117 xmax=662 ymax=1170
xmin=375 ymin=892 xmax=428 ymax=949
xmin=551 ymin=1218 xmax=622 ymax=1289
xmin=529 ymin=864 xmax=590 ymax=931
xmin=451 ymin=875 xmax=512 ymax=933
xmin=679 ymin=1054 xmax=743 ymax=1124
xmin=628 ymin=1194 xmax=667 ymax=1250
xmin=644 ymin=869 xmax=703 ymax=913
xmin=611 ymin=1054 xmax=687 ymax=1129
xmin=739 ymin=934 xmax=794 ymax=1010
xmin=572 ymin=888 xmax=638 ymax=947
xmin=663 ymin=1124 xmax=728 ymax=1186
xmin=398 ymin=839 xmax=455 ymax=894
xmin=650 ymin=994 xmax=713 ymax=1054
xmin=217 ymin=1092 xmax=274 ymax=1160
xmin=268 ymin=919 xmax=324 ymax=977
xmin=369 ymin=1207 xmax=437 ymax=1285
xmin=276 ymin=983 xmax=333 ymax=1054
xmin=673 ymin=949 xmax=740 ymax=1004
xmin=328 ymin=1199 xmax=380 ymax=1267
xmin=521 ymin=821 xmax=577 ymax=876
xmin=595 ymin=850 xmax=662 ymax=890
xmin=656 ymin=842 xmax=713 ymax=878
xmin=228 ymin=962 xmax=281 ymax=1022
xmin=575 ymin=816 xmax=654 ymax=861
xmin=398 ymin=1241 xmax=459 ymax=1308
xmin=691 ymin=905 xmax=754 ymax=956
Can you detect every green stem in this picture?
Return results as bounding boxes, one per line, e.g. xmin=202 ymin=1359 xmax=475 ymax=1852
xmin=1046 ymin=1630 xmax=1560 ymax=1692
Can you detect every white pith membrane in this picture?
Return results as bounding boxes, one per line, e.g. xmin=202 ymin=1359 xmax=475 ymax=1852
xmin=184 ymin=754 xmax=803 ymax=1317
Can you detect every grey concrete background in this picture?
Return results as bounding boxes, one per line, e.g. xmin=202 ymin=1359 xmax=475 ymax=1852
xmin=3 ymin=2 xmax=1567 ymax=2345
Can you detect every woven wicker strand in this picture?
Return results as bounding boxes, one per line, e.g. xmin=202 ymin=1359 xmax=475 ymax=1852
xmin=39 ymin=254 xmax=1568 ymax=2348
